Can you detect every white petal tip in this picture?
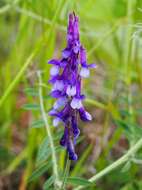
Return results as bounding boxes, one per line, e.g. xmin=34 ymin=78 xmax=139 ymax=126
xmin=71 ymin=98 xmax=82 ymax=109
xmin=80 ymin=68 xmax=90 ymax=78
xmin=50 ymin=66 xmax=59 ymax=76
xmin=53 ymin=117 xmax=60 ymax=127
xmin=86 ymin=112 xmax=92 ymax=120
xmin=66 ymin=86 xmax=76 ymax=96
xmin=53 ymin=80 xmax=64 ymax=91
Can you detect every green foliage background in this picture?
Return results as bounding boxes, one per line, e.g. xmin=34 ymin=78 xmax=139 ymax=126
xmin=1 ymin=0 xmax=142 ymax=189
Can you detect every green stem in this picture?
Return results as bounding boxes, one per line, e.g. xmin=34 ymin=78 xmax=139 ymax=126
xmin=74 ymin=137 xmax=142 ymax=190
xmin=71 ymin=144 xmax=93 ymax=177
xmin=5 ymin=148 xmax=27 ymax=174
xmin=125 ymin=0 xmax=135 ymax=146
xmin=60 ymin=156 xmax=71 ymax=190
xmin=125 ymin=0 xmax=134 ymax=108
xmin=37 ymin=71 xmax=60 ymax=188
xmin=0 ymin=0 xmax=21 ymax=14
xmin=85 ymin=98 xmax=107 ymax=110
xmin=88 ymin=21 xmax=119 ymax=58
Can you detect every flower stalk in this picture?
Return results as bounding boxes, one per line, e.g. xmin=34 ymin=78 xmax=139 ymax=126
xmin=60 ymin=155 xmax=71 ymax=190
xmin=75 ymin=137 xmax=142 ymax=190
xmin=37 ymin=71 xmax=60 ymax=187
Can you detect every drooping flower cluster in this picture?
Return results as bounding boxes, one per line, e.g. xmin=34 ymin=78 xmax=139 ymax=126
xmin=48 ymin=12 xmax=96 ymax=160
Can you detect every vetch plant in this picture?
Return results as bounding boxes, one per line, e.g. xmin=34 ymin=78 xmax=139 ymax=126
xmin=48 ymin=12 xmax=96 ymax=161
xmin=2 ymin=0 xmax=142 ymax=190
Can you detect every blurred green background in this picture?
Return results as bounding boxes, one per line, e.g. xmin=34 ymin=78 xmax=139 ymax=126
xmin=1 ymin=0 xmax=142 ymax=189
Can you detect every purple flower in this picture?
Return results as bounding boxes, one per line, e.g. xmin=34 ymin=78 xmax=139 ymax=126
xmin=48 ymin=12 xmax=95 ymax=161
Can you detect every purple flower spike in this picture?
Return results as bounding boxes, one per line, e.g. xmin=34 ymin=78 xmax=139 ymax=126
xmin=48 ymin=12 xmax=96 ymax=161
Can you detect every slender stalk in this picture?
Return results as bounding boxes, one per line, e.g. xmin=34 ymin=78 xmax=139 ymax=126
xmin=4 ymin=148 xmax=27 ymax=174
xmin=88 ymin=21 xmax=120 ymax=58
xmin=125 ymin=0 xmax=135 ymax=146
xmin=132 ymin=158 xmax=142 ymax=165
xmin=60 ymin=156 xmax=71 ymax=190
xmin=70 ymin=144 xmax=93 ymax=177
xmin=37 ymin=71 xmax=60 ymax=188
xmin=124 ymin=0 xmax=133 ymax=83
xmin=74 ymin=137 xmax=142 ymax=190
xmin=85 ymin=98 xmax=107 ymax=110
xmin=0 ymin=0 xmax=21 ymax=14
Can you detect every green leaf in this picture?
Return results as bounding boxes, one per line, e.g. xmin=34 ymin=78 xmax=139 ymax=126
xmin=37 ymin=145 xmax=61 ymax=165
xmin=70 ymin=144 xmax=93 ymax=177
xmin=115 ymin=120 xmax=142 ymax=142
xmin=114 ymin=120 xmax=130 ymax=132
xmin=130 ymin=123 xmax=142 ymax=139
xmin=24 ymin=88 xmax=38 ymax=97
xmin=121 ymin=161 xmax=131 ymax=173
xmin=114 ymin=120 xmax=132 ymax=140
xmin=53 ymin=129 xmax=63 ymax=139
xmin=136 ymin=109 xmax=142 ymax=115
xmin=31 ymin=119 xmax=45 ymax=128
xmin=43 ymin=176 xmax=55 ymax=190
xmin=24 ymin=87 xmax=50 ymax=100
xmin=120 ymin=110 xmax=131 ymax=117
xmin=22 ymin=103 xmax=40 ymax=110
xmin=36 ymin=137 xmax=49 ymax=164
xmin=66 ymin=177 xmax=92 ymax=186
xmin=28 ymin=162 xmax=51 ymax=182
xmin=36 ymin=136 xmax=62 ymax=165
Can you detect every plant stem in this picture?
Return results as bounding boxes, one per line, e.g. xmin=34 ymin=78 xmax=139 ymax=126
xmin=74 ymin=137 xmax=142 ymax=190
xmin=70 ymin=144 xmax=93 ymax=177
xmin=37 ymin=71 xmax=60 ymax=188
xmin=88 ymin=21 xmax=119 ymax=58
xmin=0 ymin=0 xmax=21 ymax=14
xmin=126 ymin=0 xmax=134 ymax=105
xmin=60 ymin=155 xmax=71 ymax=190
xmin=125 ymin=0 xmax=135 ymax=146
xmin=85 ymin=98 xmax=107 ymax=110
